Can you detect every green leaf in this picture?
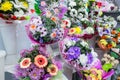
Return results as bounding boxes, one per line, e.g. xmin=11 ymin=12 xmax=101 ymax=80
xmin=110 ymin=52 xmax=119 ymax=59
xmin=34 ymin=3 xmax=42 ymax=15
xmin=102 ymin=63 xmax=113 ymax=72
xmin=21 ymin=77 xmax=30 ymax=80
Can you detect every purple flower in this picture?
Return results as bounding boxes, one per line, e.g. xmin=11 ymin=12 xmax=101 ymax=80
xmin=20 ymin=49 xmax=28 ymax=57
xmin=43 ymin=74 xmax=52 ymax=80
xmin=39 ymin=38 xmax=43 ymax=43
xmin=29 ymin=68 xmax=45 ymax=80
xmin=103 ymin=69 xmax=115 ymax=79
xmin=71 ymin=37 xmax=79 ymax=42
xmin=87 ymin=53 xmax=93 ymax=64
xmin=66 ymin=47 xmax=81 ymax=60
xmin=58 ymin=7 xmax=67 ymax=20
xmin=15 ymin=65 xmax=28 ymax=79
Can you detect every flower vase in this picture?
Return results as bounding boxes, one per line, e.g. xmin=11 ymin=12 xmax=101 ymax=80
xmin=0 ymin=20 xmax=18 ymax=65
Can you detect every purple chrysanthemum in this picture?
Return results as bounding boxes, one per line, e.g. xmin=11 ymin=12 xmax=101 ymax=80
xmin=29 ymin=68 xmax=45 ymax=80
xmin=15 ymin=64 xmax=28 ymax=79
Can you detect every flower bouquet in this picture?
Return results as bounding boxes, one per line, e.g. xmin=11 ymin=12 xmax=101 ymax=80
xmin=63 ymin=0 xmax=100 ymax=39
xmin=15 ymin=45 xmax=63 ymax=80
xmin=111 ymin=28 xmax=120 ymax=44
xmin=97 ymin=16 xmax=117 ymax=36
xmin=97 ymin=35 xmax=116 ymax=50
xmin=81 ymin=52 xmax=119 ymax=80
xmin=0 ymin=0 xmax=30 ymax=23
xmin=59 ymin=36 xmax=98 ymax=71
xmin=26 ymin=16 xmax=65 ymax=45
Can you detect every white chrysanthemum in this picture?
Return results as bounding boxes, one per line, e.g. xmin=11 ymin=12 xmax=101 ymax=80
xmin=69 ymin=1 xmax=76 ymax=7
xmin=70 ymin=9 xmax=78 ymax=17
xmin=79 ymin=54 xmax=88 ymax=67
xmin=84 ymin=27 xmax=94 ymax=34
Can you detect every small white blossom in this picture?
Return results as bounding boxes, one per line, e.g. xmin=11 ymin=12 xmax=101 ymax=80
xmin=70 ymin=9 xmax=78 ymax=17
xmin=69 ymin=1 xmax=76 ymax=7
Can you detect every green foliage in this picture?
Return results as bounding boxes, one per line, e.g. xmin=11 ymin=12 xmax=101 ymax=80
xmin=34 ymin=3 xmax=42 ymax=15
xmin=21 ymin=77 xmax=30 ymax=80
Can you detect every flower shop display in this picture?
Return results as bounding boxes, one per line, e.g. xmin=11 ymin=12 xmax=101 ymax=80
xmin=59 ymin=36 xmax=99 ymax=70
xmin=15 ymin=45 xmax=63 ymax=80
xmin=0 ymin=0 xmax=30 ymax=22
xmin=12 ymin=0 xmax=120 ymax=80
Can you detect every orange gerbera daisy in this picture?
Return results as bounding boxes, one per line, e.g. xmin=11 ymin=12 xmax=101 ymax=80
xmin=47 ymin=64 xmax=58 ymax=76
xmin=34 ymin=55 xmax=48 ymax=68
xmin=20 ymin=58 xmax=31 ymax=68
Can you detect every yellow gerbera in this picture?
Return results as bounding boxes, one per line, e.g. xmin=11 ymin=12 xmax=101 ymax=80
xmin=0 ymin=1 xmax=13 ymax=12
xmin=22 ymin=2 xmax=29 ymax=9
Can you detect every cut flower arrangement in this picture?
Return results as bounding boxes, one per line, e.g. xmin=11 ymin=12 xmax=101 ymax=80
xmin=59 ymin=36 xmax=99 ymax=70
xmin=0 ymin=0 xmax=30 ymax=21
xmin=26 ymin=16 xmax=65 ymax=44
xmin=15 ymin=45 xmax=63 ymax=80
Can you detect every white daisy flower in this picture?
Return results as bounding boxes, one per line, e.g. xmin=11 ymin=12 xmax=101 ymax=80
xmin=69 ymin=1 xmax=76 ymax=7
xmin=70 ymin=9 xmax=78 ymax=17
